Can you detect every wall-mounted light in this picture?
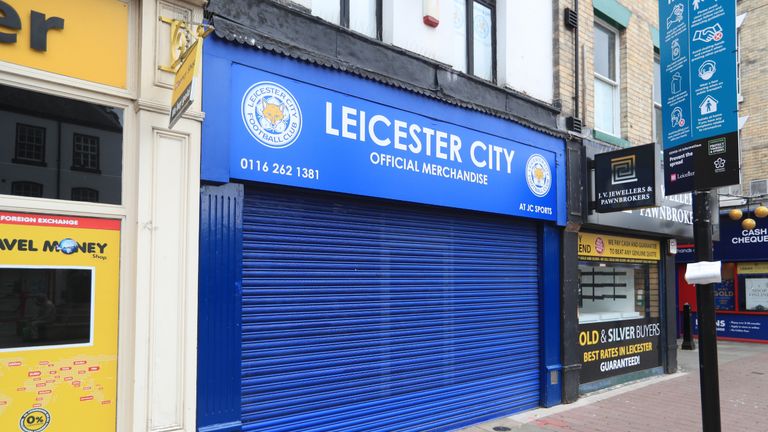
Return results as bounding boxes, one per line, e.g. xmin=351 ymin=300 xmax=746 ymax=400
xmin=423 ymin=0 xmax=439 ymax=27
xmin=729 ymin=203 xmax=767 ymax=230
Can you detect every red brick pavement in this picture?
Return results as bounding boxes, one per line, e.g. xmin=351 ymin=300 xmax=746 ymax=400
xmin=529 ymin=352 xmax=768 ymax=432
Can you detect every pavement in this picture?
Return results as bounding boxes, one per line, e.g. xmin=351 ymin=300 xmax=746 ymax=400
xmin=458 ymin=340 xmax=768 ymax=432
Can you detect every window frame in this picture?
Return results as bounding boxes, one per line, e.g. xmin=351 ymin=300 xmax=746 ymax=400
xmin=72 ymin=132 xmax=101 ymax=173
xmin=593 ymin=19 xmax=621 ymax=138
xmin=736 ymin=24 xmax=742 ymax=102
xmin=13 ymin=123 xmax=47 ymax=166
xmin=71 ymin=187 xmax=100 ymax=203
xmin=11 ymin=181 xmax=44 ymax=198
xmin=653 ymin=54 xmax=662 ymax=145
xmin=465 ymin=0 xmax=497 ymax=82
xmin=340 ymin=0 xmax=383 ymax=40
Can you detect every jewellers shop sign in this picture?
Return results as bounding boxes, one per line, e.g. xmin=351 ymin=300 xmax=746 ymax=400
xmin=579 ymin=318 xmax=662 ymax=383
xmin=594 ymin=143 xmax=659 ymax=213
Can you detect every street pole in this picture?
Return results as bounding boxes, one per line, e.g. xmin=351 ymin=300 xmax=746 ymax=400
xmin=693 ymin=189 xmax=721 ymax=432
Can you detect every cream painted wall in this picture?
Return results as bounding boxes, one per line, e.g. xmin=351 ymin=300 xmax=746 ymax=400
xmin=0 ymin=0 xmax=205 ymax=431
xmin=498 ymin=0 xmax=554 ymax=102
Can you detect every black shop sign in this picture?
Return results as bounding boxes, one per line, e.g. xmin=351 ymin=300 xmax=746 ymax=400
xmin=578 ymin=318 xmax=662 ymax=383
xmin=594 ymin=143 xmax=659 ymax=213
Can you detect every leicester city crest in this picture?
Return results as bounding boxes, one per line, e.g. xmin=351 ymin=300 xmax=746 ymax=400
xmin=241 ymin=81 xmax=302 ymax=149
xmin=525 ymin=154 xmax=552 ymax=197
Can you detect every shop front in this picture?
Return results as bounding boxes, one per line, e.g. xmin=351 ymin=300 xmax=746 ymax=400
xmin=0 ymin=0 xmax=205 ymax=430
xmin=561 ymin=139 xmax=692 ymax=398
xmin=197 ymin=33 xmax=566 ymax=432
xmin=576 ymin=232 xmax=664 ymax=386
xmin=677 ymin=213 xmax=768 ymax=343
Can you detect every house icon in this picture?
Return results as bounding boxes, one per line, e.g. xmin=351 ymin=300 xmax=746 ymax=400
xmin=700 ymin=95 xmax=718 ymax=115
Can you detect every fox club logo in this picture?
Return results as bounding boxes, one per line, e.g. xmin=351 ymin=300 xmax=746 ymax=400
xmin=525 ymin=154 xmax=552 ymax=198
xmin=241 ymin=81 xmax=302 ymax=149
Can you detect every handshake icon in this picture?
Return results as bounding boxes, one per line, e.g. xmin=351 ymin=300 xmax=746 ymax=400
xmin=693 ymin=23 xmax=724 ymax=43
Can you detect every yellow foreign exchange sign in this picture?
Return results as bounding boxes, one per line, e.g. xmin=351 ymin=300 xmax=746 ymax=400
xmin=0 ymin=0 xmax=128 ymax=88
xmin=0 ymin=212 xmax=120 ymax=432
xmin=578 ymin=232 xmax=660 ymax=263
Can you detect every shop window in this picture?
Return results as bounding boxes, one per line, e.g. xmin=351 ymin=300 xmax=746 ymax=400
xmin=71 ymin=187 xmax=99 ymax=203
xmin=13 ymin=123 xmax=46 ymax=166
xmin=0 ymin=84 xmax=123 ymax=204
xmin=714 ymin=262 xmax=736 ymax=311
xmin=578 ymin=262 xmax=657 ymax=323
xmin=737 ymin=263 xmax=768 ymax=312
xmin=72 ymin=133 xmax=100 ymax=172
xmin=594 ymin=21 xmax=620 ymax=137
xmin=312 ymin=0 xmax=382 ymax=40
xmin=0 ymin=268 xmax=93 ymax=350
xmin=11 ymin=181 xmax=43 ymax=198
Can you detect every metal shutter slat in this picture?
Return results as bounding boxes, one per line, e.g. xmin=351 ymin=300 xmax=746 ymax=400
xmin=241 ymin=186 xmax=541 ymax=432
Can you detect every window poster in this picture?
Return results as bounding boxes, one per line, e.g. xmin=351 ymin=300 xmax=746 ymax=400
xmin=745 ymin=278 xmax=768 ymax=311
xmin=0 ymin=212 xmax=120 ymax=432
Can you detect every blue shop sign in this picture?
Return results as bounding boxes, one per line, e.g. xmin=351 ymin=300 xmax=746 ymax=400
xmin=202 ymin=39 xmax=565 ymax=223
xmin=693 ymin=312 xmax=768 ymax=342
xmin=676 ymin=214 xmax=768 ymax=263
xmin=719 ymin=214 xmax=768 ymax=261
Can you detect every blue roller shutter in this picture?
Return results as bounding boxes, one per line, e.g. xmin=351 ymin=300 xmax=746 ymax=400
xmin=241 ymin=185 xmax=541 ymax=432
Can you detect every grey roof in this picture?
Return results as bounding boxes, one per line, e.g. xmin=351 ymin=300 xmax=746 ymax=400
xmin=207 ymin=2 xmax=566 ymax=140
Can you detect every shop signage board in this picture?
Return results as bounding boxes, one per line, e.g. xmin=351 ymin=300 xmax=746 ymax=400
xmin=659 ymin=0 xmax=739 ymax=194
xmin=228 ymin=64 xmax=559 ymax=221
xmin=578 ymin=232 xmax=661 ymax=263
xmin=594 ymin=143 xmax=659 ymax=213
xmin=170 ymin=39 xmax=201 ymax=129
xmin=677 ymin=217 xmax=768 ymax=263
xmin=692 ymin=313 xmax=768 ymax=342
xmin=0 ymin=212 xmax=121 ymax=432
xmin=0 ymin=0 xmax=128 ymax=88
xmin=578 ymin=318 xmax=663 ymax=383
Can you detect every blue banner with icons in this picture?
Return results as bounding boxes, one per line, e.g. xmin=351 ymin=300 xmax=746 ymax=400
xmin=223 ymin=62 xmax=560 ymax=221
xmin=659 ymin=0 xmax=739 ymax=194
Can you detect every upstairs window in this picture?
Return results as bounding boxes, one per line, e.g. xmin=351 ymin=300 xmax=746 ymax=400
xmin=653 ymin=56 xmax=662 ymax=146
xmin=72 ymin=133 xmax=100 ymax=172
xmin=594 ymin=21 xmax=620 ymax=137
xmin=14 ymin=123 xmax=46 ymax=165
xmin=454 ymin=0 xmax=496 ymax=81
xmin=71 ymin=187 xmax=100 ymax=202
xmin=313 ymin=0 xmax=382 ymax=39
xmin=11 ymin=181 xmax=43 ymax=198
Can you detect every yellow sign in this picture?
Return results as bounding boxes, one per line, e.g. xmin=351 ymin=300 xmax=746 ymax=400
xmin=170 ymin=38 xmax=201 ymax=128
xmin=0 ymin=212 xmax=121 ymax=432
xmin=738 ymin=262 xmax=768 ymax=275
xmin=578 ymin=232 xmax=660 ymax=262
xmin=0 ymin=0 xmax=128 ymax=88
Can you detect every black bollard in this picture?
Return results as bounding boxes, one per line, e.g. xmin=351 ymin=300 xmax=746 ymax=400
xmin=682 ymin=303 xmax=696 ymax=350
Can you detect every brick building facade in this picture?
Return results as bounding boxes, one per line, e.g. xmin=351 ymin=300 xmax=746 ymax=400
xmin=735 ymin=0 xmax=768 ymax=197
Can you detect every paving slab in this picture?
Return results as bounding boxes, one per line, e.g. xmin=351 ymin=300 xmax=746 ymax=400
xmin=460 ymin=341 xmax=768 ymax=432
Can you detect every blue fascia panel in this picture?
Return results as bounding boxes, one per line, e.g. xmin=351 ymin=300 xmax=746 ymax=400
xmin=540 ymin=224 xmax=562 ymax=407
xmin=202 ymin=36 xmax=566 ymax=225
xmin=201 ymin=50 xmax=234 ymax=183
